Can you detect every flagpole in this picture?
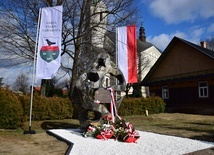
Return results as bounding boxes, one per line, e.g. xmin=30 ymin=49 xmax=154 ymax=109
xmin=116 ymin=28 xmax=118 ymax=69
xmin=24 ymin=8 xmax=42 ymax=134
xmin=115 ymin=28 xmax=118 ymax=113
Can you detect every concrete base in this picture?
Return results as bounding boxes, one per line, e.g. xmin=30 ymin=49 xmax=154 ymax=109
xmin=47 ymin=129 xmax=214 ymax=155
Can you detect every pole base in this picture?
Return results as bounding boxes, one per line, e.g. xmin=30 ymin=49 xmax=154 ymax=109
xmin=23 ymin=126 xmax=36 ymax=134
xmin=24 ymin=130 xmax=36 ymax=134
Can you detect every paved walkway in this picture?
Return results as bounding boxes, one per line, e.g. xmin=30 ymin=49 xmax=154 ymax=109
xmin=47 ymin=129 xmax=214 ymax=155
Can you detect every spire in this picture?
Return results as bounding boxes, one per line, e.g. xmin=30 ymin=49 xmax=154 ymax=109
xmin=139 ymin=26 xmax=146 ymax=42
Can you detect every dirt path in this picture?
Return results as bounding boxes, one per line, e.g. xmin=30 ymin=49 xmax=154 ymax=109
xmin=0 ymin=132 xmax=68 ymax=155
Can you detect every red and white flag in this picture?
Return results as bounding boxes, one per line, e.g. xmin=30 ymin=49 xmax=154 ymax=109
xmin=117 ymin=26 xmax=137 ymax=83
xmin=36 ymin=6 xmax=63 ymax=79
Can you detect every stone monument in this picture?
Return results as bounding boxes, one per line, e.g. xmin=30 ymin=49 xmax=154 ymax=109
xmin=72 ymin=52 xmax=126 ymax=129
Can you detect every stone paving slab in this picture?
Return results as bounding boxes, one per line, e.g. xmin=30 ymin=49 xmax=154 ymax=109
xmin=47 ymin=129 xmax=214 ymax=155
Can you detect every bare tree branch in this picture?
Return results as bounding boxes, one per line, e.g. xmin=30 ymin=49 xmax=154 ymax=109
xmin=0 ymin=0 xmax=140 ymax=95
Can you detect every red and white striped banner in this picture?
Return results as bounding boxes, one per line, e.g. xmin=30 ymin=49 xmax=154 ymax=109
xmin=117 ymin=25 xmax=138 ymax=83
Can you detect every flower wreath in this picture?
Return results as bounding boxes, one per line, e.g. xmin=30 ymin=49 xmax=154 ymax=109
xmin=83 ymin=88 xmax=140 ymax=143
xmin=83 ymin=116 xmax=140 ymax=143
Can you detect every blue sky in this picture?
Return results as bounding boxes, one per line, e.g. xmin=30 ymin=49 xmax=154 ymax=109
xmin=138 ymin=0 xmax=214 ymax=51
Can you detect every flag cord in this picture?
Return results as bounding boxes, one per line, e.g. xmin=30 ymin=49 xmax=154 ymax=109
xmin=27 ymin=8 xmax=42 ymax=133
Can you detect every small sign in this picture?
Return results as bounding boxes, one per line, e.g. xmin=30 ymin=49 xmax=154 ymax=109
xmin=94 ymin=88 xmax=111 ymax=103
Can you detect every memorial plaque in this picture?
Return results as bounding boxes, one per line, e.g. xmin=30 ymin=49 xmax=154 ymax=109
xmin=94 ymin=88 xmax=111 ymax=103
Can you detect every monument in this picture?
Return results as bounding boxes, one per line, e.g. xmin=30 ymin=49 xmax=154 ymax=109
xmin=72 ymin=52 xmax=126 ymax=129
xmin=71 ymin=52 xmax=140 ymax=142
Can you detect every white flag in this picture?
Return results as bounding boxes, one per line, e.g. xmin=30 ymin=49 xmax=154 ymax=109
xmin=117 ymin=25 xmax=137 ymax=83
xmin=36 ymin=6 xmax=63 ymax=79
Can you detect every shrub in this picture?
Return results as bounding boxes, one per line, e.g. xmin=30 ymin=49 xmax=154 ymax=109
xmin=0 ymin=87 xmax=23 ymax=129
xmin=118 ymin=96 xmax=165 ymax=116
xmin=20 ymin=93 xmax=73 ymax=121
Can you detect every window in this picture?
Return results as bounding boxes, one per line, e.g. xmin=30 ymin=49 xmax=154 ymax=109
xmin=198 ymin=82 xmax=208 ymax=98
xmin=100 ymin=12 xmax=103 ymax=21
xmin=146 ymin=87 xmax=150 ymax=97
xmin=162 ymin=86 xmax=169 ymax=99
xmin=102 ymin=76 xmax=110 ymax=88
xmin=105 ymin=78 xmax=109 ymax=88
xmin=143 ymin=55 xmax=149 ymax=63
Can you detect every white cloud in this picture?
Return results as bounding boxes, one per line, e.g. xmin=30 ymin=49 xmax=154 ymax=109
xmin=188 ymin=26 xmax=205 ymax=38
xmin=147 ymin=31 xmax=186 ymax=50
xmin=0 ymin=53 xmax=73 ymax=88
xmin=0 ymin=65 xmax=32 ymax=88
xmin=0 ymin=68 xmax=19 ymax=86
xmin=207 ymin=23 xmax=214 ymax=33
xmin=192 ymin=28 xmax=204 ymax=38
xmin=149 ymin=0 xmax=214 ymax=24
xmin=147 ymin=34 xmax=171 ymax=50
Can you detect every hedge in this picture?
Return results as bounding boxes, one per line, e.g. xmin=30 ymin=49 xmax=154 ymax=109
xmin=119 ymin=96 xmax=165 ymax=116
xmin=20 ymin=93 xmax=73 ymax=121
xmin=0 ymin=87 xmax=165 ymax=129
xmin=0 ymin=87 xmax=23 ymax=129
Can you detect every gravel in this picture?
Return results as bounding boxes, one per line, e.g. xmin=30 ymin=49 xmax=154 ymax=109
xmin=48 ymin=129 xmax=214 ymax=155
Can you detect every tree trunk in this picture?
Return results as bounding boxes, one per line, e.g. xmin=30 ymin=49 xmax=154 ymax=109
xmin=40 ymin=79 xmax=54 ymax=97
xmin=40 ymin=79 xmax=47 ymax=96
xmin=69 ymin=40 xmax=81 ymax=119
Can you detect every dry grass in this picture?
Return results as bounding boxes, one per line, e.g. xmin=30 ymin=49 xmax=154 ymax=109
xmin=18 ymin=113 xmax=213 ymax=142
xmin=124 ymin=113 xmax=214 ymax=142
xmin=1 ymin=113 xmax=213 ymax=142
xmin=0 ymin=113 xmax=213 ymax=155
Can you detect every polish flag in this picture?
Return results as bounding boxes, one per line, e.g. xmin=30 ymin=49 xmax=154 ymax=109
xmin=117 ymin=26 xmax=138 ymax=83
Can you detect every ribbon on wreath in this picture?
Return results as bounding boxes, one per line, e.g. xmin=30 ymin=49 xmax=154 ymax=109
xmin=88 ymin=88 xmax=140 ymax=143
xmin=107 ymin=87 xmax=122 ymax=123
xmin=96 ymin=128 xmax=114 ymax=140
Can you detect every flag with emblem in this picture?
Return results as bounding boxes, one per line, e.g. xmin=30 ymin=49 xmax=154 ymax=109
xmin=36 ymin=5 xmax=63 ymax=79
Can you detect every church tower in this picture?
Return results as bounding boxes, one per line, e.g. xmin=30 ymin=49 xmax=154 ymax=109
xmin=139 ymin=26 xmax=146 ymax=42
xmin=90 ymin=0 xmax=108 ymax=48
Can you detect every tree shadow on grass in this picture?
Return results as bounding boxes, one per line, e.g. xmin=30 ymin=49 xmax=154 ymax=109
xmin=188 ymin=122 xmax=213 ymax=126
xmin=154 ymin=123 xmax=214 ymax=142
xmin=41 ymin=121 xmax=80 ymax=130
xmin=190 ymin=134 xmax=214 ymax=142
